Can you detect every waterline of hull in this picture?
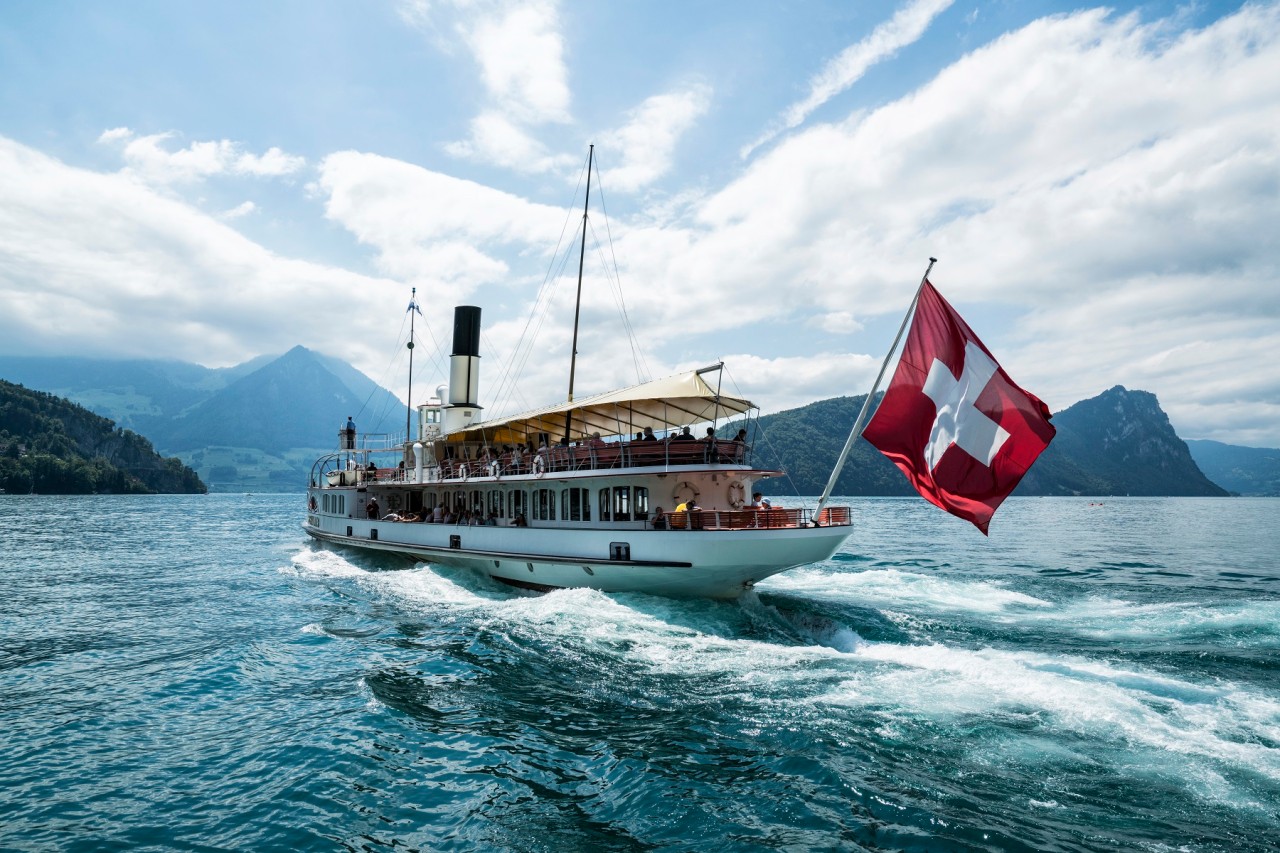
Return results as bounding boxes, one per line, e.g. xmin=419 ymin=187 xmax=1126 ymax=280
xmin=303 ymin=521 xmax=853 ymax=599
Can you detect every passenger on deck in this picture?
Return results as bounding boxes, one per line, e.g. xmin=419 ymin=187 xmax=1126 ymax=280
xmin=432 ymin=505 xmax=444 ymax=523
xmin=366 ymin=497 xmax=379 ymax=519
xmin=686 ymin=499 xmax=704 ymax=529
xmin=486 ymin=511 xmax=499 ymax=526
xmin=589 ymin=432 xmax=606 ymax=448
xmin=366 ymin=461 xmax=377 ymax=480
xmin=343 ymin=417 xmax=356 ymax=450
xmin=511 ymin=512 xmax=528 ymax=527
xmin=642 ymin=426 xmax=657 ymax=441
xmin=671 ymin=426 xmax=695 ymax=442
xmin=733 ymin=428 xmax=748 ymax=443
xmin=651 ymin=507 xmax=668 ymax=530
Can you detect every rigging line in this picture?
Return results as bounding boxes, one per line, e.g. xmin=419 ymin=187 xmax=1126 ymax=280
xmin=492 ymin=221 xmax=581 ymax=416
xmin=587 ymin=219 xmax=648 ymax=384
xmin=487 ymin=241 xmax=570 ymax=417
xmin=488 ymin=156 xmax=589 ymax=411
xmin=587 ymin=158 xmax=651 ymax=382
xmin=353 ymin=308 xmax=412 ymax=424
xmin=721 ymin=362 xmax=807 ymax=505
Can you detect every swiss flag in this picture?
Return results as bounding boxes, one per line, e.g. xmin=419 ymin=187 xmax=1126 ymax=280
xmin=862 ymin=281 xmax=1055 ymax=534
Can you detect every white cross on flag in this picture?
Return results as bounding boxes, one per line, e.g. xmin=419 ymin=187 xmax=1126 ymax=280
xmin=862 ymin=281 xmax=1055 ymax=533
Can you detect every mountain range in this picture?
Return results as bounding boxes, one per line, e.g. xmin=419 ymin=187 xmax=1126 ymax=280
xmin=0 ymin=348 xmax=408 ymax=491
xmin=0 ymin=351 xmax=1273 ymax=497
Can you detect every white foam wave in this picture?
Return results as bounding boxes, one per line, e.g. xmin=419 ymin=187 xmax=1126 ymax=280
xmin=1045 ymin=598 xmax=1280 ymax=642
xmin=819 ymin=640 xmax=1280 ymax=784
xmin=283 ymin=547 xmax=1280 ymax=799
xmin=761 ymin=567 xmax=1051 ymax=613
xmin=285 ymin=548 xmax=371 ymax=579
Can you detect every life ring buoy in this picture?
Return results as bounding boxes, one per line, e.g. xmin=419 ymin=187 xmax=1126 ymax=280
xmin=488 ymin=460 xmax=500 ymax=478
xmin=672 ymin=481 xmax=700 ymax=505
xmin=727 ymin=480 xmax=745 ymax=509
xmin=533 ymin=455 xmax=546 ymax=476
xmin=459 ymin=463 xmax=469 ymax=481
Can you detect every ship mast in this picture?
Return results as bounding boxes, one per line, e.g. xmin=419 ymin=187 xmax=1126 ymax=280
xmin=406 ymin=287 xmax=420 ymax=446
xmin=563 ymin=144 xmax=593 ymax=442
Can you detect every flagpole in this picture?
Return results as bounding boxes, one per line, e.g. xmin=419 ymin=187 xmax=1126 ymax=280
xmin=813 ymin=258 xmax=936 ymax=520
xmin=406 ymin=288 xmax=417 ymax=447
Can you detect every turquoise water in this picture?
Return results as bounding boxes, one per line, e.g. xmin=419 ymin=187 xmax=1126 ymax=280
xmin=1 ymin=495 xmax=1277 ymax=851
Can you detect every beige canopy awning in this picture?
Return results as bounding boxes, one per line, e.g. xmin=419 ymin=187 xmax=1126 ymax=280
xmin=444 ymin=369 xmax=755 ymax=445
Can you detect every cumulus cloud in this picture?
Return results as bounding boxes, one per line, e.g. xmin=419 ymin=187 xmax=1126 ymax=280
xmin=317 ymin=149 xmax=567 ymax=293
xmin=221 ymin=200 xmax=257 ymax=219
xmin=742 ymin=0 xmax=955 ymax=158
xmin=602 ymin=85 xmax=713 ymax=192
xmin=98 ymin=128 xmax=306 ymax=185
xmin=0 ymin=136 xmax=392 ymax=373
xmin=410 ymin=0 xmax=573 ymax=173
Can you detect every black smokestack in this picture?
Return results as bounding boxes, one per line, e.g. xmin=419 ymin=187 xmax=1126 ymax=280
xmin=452 ymin=306 xmax=481 ymax=357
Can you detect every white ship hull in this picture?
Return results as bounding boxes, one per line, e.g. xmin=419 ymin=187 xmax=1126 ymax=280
xmin=304 ymin=512 xmax=851 ymax=599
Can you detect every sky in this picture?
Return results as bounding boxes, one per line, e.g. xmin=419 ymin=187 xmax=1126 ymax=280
xmin=1 ymin=0 xmax=1278 ymax=446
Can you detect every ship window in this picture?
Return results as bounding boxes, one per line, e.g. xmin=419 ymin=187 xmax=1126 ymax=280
xmin=634 ymin=487 xmax=649 ymax=517
xmin=598 ymin=489 xmax=612 ymax=521
xmin=488 ymin=490 xmax=504 ymax=518
xmin=425 ymin=492 xmax=437 ymax=510
xmin=534 ymin=488 xmax=556 ymax=521
xmin=562 ymin=488 xmax=590 ymax=521
xmin=469 ymin=489 xmax=482 ymax=513
xmin=323 ymin=494 xmax=330 ymax=513
xmin=612 ymin=486 xmax=632 ymax=521
xmin=508 ymin=490 xmax=526 ymax=518
xmin=454 ymin=490 xmax=466 ymax=511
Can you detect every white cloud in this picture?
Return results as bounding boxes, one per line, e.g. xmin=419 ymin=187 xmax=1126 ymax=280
xmin=603 ymin=85 xmax=713 ymax=192
xmin=409 ymin=0 xmax=573 ymax=172
xmin=443 ymin=110 xmax=574 ymax=173
xmin=98 ymin=128 xmax=306 ymax=185
xmin=742 ymin=0 xmax=955 ymax=158
xmin=462 ymin=0 xmax=570 ymax=124
xmin=0 ymin=136 xmax=393 ymax=374
xmin=317 ymin=149 xmax=567 ymax=293
xmin=221 ymin=200 xmax=257 ymax=219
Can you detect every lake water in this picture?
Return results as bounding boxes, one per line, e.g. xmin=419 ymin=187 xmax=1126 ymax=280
xmin=1 ymin=495 xmax=1277 ymax=851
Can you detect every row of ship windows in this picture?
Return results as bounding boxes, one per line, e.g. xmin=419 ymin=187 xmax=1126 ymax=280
xmin=428 ymin=486 xmax=651 ymax=522
xmin=322 ymin=487 xmax=651 ymax=522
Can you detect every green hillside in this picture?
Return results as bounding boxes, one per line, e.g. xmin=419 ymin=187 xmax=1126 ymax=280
xmin=0 ymin=380 xmax=205 ymax=495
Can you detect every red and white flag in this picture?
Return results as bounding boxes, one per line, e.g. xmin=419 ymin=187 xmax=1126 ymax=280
xmin=862 ymin=281 xmax=1055 ymax=534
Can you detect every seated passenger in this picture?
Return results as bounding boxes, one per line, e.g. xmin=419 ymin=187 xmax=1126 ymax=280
xmin=671 ymin=426 xmax=695 ymax=442
xmin=511 ymin=512 xmax=528 ymax=527
xmin=651 ymin=507 xmax=668 ymax=530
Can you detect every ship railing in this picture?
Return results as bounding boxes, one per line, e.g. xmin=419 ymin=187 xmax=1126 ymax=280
xmin=336 ymin=431 xmax=404 ymax=452
xmin=663 ymin=506 xmax=851 ymax=530
xmin=434 ymin=440 xmax=753 ymax=480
